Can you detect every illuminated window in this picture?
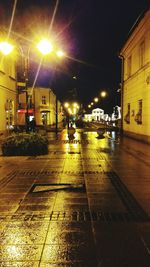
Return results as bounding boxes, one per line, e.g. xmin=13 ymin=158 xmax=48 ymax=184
xmin=139 ymin=41 xmax=145 ymax=68
xmin=42 ymin=96 xmax=46 ymax=104
xmin=5 ymin=99 xmax=14 ymax=129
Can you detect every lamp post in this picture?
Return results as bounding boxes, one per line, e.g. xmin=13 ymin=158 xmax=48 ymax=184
xmin=55 ymin=96 xmax=58 ymax=135
xmin=1 ymin=38 xmax=65 ymax=133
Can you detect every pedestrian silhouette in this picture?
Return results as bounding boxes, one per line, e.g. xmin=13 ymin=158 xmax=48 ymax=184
xmin=30 ymin=118 xmax=36 ymax=132
xmin=68 ymin=123 xmax=76 ymax=139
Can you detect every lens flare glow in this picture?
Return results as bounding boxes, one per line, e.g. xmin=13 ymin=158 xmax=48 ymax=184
xmin=0 ymin=41 xmax=14 ymax=55
xmin=56 ymin=50 xmax=64 ymax=57
xmin=37 ymin=39 xmax=53 ymax=55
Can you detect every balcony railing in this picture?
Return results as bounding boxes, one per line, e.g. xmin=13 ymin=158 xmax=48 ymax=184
xmin=134 ymin=112 xmax=142 ymax=124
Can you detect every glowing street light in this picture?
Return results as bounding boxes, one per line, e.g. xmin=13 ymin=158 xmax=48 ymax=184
xmin=94 ymin=97 xmax=99 ymax=103
xmin=56 ymin=50 xmax=64 ymax=58
xmin=37 ymin=39 xmax=53 ymax=55
xmin=100 ymin=91 xmax=107 ymax=98
xmin=64 ymin=102 xmax=69 ymax=108
xmin=0 ymin=41 xmax=14 ymax=55
xmin=1 ymin=38 xmax=65 ymax=132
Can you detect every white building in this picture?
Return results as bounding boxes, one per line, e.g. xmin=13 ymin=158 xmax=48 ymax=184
xmin=84 ymin=108 xmax=104 ymax=122
xmin=92 ymin=108 xmax=104 ymax=121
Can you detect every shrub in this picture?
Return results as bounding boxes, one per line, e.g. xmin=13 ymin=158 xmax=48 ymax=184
xmin=2 ymin=133 xmax=48 ymax=156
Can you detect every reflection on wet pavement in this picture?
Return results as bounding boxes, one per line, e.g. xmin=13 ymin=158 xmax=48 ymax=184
xmin=0 ymin=129 xmax=150 ymax=266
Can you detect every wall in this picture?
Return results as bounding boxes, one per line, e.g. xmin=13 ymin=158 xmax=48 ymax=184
xmin=0 ymin=55 xmax=17 ymax=135
xmin=121 ymin=8 xmax=150 ymax=143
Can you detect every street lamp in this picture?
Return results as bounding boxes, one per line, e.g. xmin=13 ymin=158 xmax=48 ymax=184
xmin=100 ymin=91 xmax=107 ymax=98
xmin=37 ymin=39 xmax=53 ymax=55
xmin=94 ymin=97 xmax=99 ymax=103
xmin=0 ymin=38 xmax=65 ymax=132
xmin=63 ymin=102 xmax=79 ymax=128
xmin=0 ymin=41 xmax=14 ymax=55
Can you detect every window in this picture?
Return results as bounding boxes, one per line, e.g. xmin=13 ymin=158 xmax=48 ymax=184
xmin=127 ymin=56 xmax=132 ymax=77
xmin=5 ymin=99 xmax=14 ymax=129
xmin=135 ymin=99 xmax=142 ymax=124
xmin=139 ymin=41 xmax=145 ymax=68
xmin=124 ymin=103 xmax=130 ymax=124
xmin=42 ymin=96 xmax=46 ymax=104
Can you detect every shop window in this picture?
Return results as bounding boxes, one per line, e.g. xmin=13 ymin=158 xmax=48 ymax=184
xmin=5 ymin=99 xmax=14 ymax=129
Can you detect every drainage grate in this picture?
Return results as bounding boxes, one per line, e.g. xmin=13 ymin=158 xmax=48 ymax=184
xmin=106 ymin=171 xmax=150 ymax=222
xmin=30 ymin=183 xmax=86 ymax=193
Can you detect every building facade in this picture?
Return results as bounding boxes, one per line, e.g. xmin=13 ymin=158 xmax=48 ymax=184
xmin=0 ymin=52 xmax=63 ymax=134
xmin=18 ymin=87 xmax=63 ymax=127
xmin=0 ymin=52 xmax=17 ymax=135
xmin=84 ymin=108 xmax=104 ymax=122
xmin=120 ymin=7 xmax=150 ymax=143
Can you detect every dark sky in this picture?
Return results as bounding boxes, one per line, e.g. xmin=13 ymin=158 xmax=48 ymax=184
xmin=1 ymin=0 xmax=149 ymax=113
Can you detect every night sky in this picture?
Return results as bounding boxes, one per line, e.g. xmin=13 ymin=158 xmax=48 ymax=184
xmin=0 ymin=0 xmax=149 ymax=113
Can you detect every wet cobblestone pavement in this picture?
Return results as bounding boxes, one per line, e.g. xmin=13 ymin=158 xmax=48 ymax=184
xmin=0 ymin=130 xmax=150 ymax=266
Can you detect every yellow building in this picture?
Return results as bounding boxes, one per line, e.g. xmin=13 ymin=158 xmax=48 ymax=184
xmin=18 ymin=87 xmax=63 ymax=127
xmin=0 ymin=52 xmax=17 ymax=135
xmin=120 ymin=7 xmax=150 ymax=143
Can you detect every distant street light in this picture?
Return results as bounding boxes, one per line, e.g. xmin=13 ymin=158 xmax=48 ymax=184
xmin=63 ymin=102 xmax=79 ymax=127
xmin=94 ymin=97 xmax=99 ymax=103
xmin=87 ymin=90 xmax=108 ymax=112
xmin=100 ymin=91 xmax=107 ymax=98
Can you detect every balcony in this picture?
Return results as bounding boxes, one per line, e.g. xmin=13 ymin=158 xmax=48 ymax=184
xmin=124 ymin=113 xmax=130 ymax=124
xmin=135 ymin=112 xmax=142 ymax=124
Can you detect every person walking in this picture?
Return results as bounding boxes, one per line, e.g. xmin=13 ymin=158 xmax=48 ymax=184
xmin=30 ymin=118 xmax=36 ymax=132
